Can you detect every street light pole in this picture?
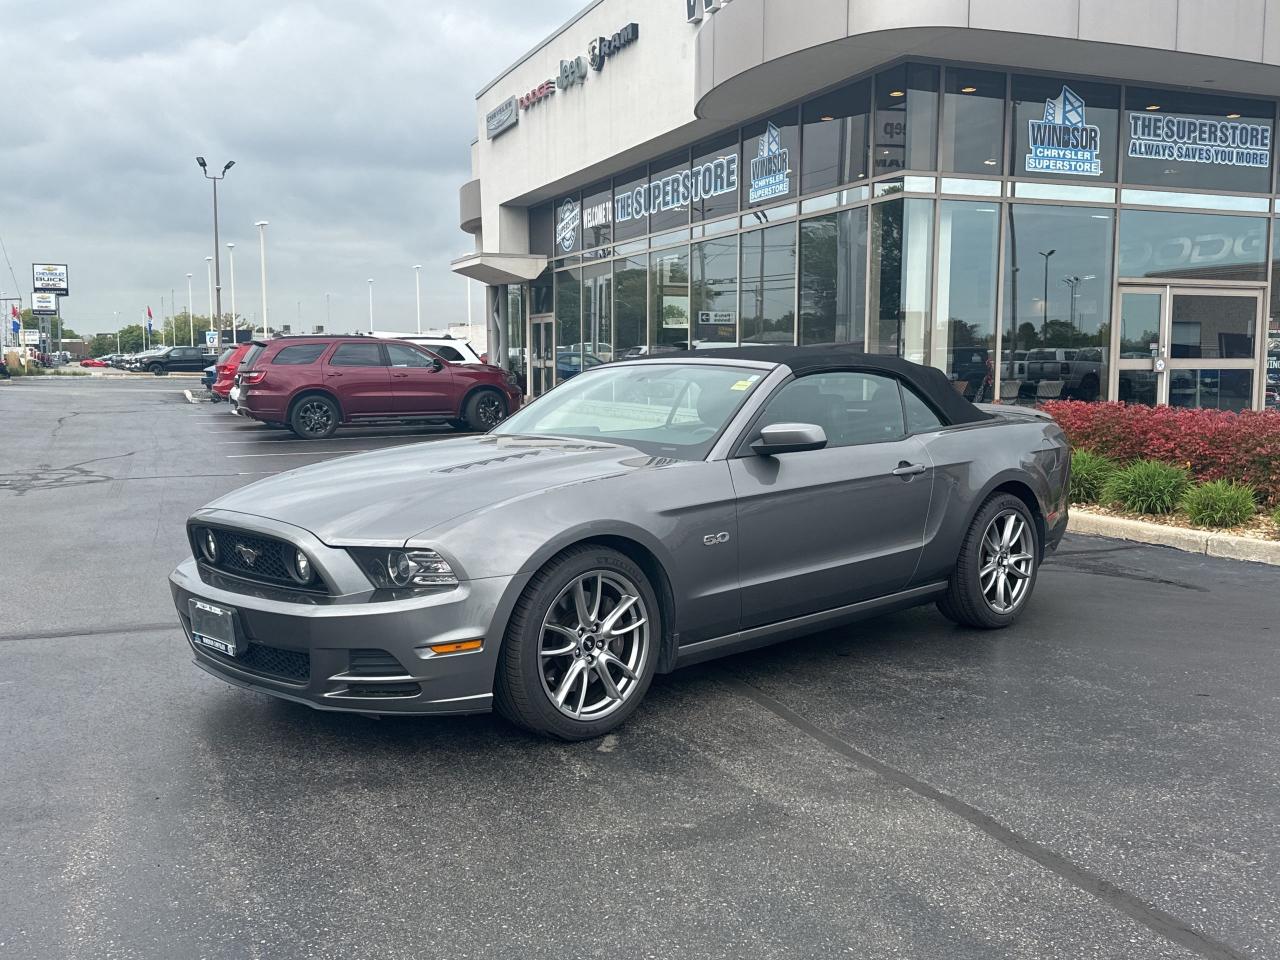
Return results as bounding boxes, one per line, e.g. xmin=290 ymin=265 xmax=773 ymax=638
xmin=196 ymin=157 xmax=235 ymax=349
xmin=186 ymin=273 xmax=194 ymax=346
xmin=227 ymin=242 xmax=237 ymax=334
xmin=1038 ymin=249 xmax=1056 ymax=345
xmin=325 ymin=292 xmax=331 ymax=331
xmin=114 ymin=311 xmax=120 ymax=353
xmin=412 ymin=264 xmax=423 ymax=334
xmin=367 ymin=279 xmax=374 ymax=332
xmin=255 ymin=221 xmax=269 ymax=340
xmin=205 ymin=256 xmax=214 ymax=347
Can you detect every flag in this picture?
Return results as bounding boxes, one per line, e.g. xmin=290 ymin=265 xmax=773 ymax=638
xmin=146 ymin=306 xmax=153 ymax=332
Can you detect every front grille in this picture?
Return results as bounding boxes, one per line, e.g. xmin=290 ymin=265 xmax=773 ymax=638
xmin=190 ymin=525 xmax=328 ymax=594
xmin=347 ymin=649 xmax=404 ymax=676
xmin=203 ymin=641 xmax=310 ymax=684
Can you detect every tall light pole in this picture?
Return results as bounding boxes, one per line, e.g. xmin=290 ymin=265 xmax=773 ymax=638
xmin=255 ymin=221 xmax=269 ymax=340
xmin=196 ymin=157 xmax=235 ymax=349
xmin=325 ymin=292 xmax=331 ymax=331
xmin=204 ymin=256 xmax=214 ymax=347
xmin=367 ymin=279 xmax=374 ymax=332
xmin=412 ymin=264 xmax=423 ymax=334
xmin=226 ymin=242 xmax=237 ymax=334
xmin=113 ymin=311 xmax=120 ymax=353
xmin=186 ymin=273 xmax=194 ymax=345
xmin=1038 ymin=248 xmax=1055 ymax=345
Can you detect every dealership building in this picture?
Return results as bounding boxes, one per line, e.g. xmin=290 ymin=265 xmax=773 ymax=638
xmin=455 ymin=0 xmax=1280 ymax=410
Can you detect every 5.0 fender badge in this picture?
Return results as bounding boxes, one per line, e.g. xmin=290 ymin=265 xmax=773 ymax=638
xmin=703 ymin=532 xmax=731 ymax=546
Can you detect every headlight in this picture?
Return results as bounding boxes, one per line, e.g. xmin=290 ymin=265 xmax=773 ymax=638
xmin=349 ymin=548 xmax=459 ymax=591
xmin=199 ymin=528 xmax=219 ymax=563
xmin=288 ymin=548 xmax=314 ymax=585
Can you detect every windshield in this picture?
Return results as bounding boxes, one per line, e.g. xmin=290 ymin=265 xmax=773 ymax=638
xmin=493 ymin=362 xmax=767 ymax=459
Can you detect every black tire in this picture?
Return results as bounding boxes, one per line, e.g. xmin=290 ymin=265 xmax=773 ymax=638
xmin=937 ymin=493 xmax=1040 ymax=630
xmin=289 ymin=394 xmax=339 ymax=440
xmin=148 ymin=364 xmax=165 ymax=376
xmin=463 ymin=390 xmax=506 ymax=432
xmin=495 ymin=545 xmax=660 ymax=741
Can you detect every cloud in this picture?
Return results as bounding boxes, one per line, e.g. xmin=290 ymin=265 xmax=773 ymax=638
xmin=0 ymin=0 xmax=583 ymax=334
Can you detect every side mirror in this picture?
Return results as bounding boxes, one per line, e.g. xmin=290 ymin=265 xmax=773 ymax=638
xmin=430 ymin=357 xmax=443 ymax=372
xmin=750 ymin=422 xmax=827 ymax=456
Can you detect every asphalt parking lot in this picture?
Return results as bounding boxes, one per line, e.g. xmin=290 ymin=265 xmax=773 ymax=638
xmin=1 ymin=376 xmax=1277 ymax=960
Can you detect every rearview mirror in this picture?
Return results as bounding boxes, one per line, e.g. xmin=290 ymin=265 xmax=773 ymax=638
xmin=750 ymin=422 xmax=827 ymax=456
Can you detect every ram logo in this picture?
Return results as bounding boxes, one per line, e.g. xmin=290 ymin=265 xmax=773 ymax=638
xmin=703 ymin=532 xmax=731 ymax=546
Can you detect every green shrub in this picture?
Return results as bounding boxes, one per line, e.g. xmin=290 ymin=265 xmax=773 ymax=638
xmin=1181 ymin=480 xmax=1258 ymax=528
xmin=1101 ymin=459 xmax=1190 ymax=514
xmin=1270 ymin=505 xmax=1280 ymax=528
xmin=1069 ymin=450 xmax=1117 ymax=504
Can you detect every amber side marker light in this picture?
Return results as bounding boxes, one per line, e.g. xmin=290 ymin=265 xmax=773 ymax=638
xmin=429 ymin=639 xmax=484 ymax=656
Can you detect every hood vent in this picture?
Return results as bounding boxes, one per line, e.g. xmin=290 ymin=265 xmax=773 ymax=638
xmin=435 ymin=450 xmax=546 ymax=474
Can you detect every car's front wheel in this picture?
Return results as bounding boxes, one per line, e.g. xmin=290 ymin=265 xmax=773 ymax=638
xmin=937 ymin=493 xmax=1040 ymax=629
xmin=463 ymin=390 xmax=506 ymax=432
xmin=496 ymin=545 xmax=659 ymax=740
xmin=148 ymin=363 xmax=165 ymax=376
xmin=289 ymin=394 xmax=339 ymax=440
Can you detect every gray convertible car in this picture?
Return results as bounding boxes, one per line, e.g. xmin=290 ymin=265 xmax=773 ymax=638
xmin=170 ymin=347 xmax=1070 ymax=740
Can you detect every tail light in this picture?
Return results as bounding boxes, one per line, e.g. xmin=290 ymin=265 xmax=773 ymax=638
xmin=241 ymin=370 xmax=267 ymax=386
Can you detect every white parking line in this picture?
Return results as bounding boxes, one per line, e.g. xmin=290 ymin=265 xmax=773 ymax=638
xmin=225 ymin=450 xmax=366 ymax=458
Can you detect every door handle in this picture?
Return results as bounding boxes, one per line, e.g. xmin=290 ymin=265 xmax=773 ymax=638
xmin=326 ymin=371 xmax=343 ymax=377
xmin=392 ymin=372 xmax=409 ymax=378
xmin=892 ymin=462 xmax=927 ymax=477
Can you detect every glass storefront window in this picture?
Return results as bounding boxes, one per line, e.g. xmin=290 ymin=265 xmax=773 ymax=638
xmin=613 ymin=256 xmax=648 ymax=359
xmin=555 ymin=269 xmax=581 ymax=369
xmin=1011 ymin=75 xmax=1120 ymax=182
xmin=1122 ymin=88 xmax=1274 ymax=194
xmin=1119 ymin=370 xmax=1159 ymax=406
xmin=742 ymin=109 xmax=800 ymax=209
xmin=1169 ymin=369 xmax=1254 ymax=411
xmin=1003 ymin=204 xmax=1114 ymax=402
xmin=802 ymin=79 xmax=871 ymax=194
xmin=649 ymin=151 xmax=692 ymax=234
xmin=553 ymin=194 xmax=582 ymax=255
xmin=505 ymin=285 xmax=525 ymax=390
xmin=692 ymin=132 xmax=741 ymax=223
xmin=613 ymin=167 xmax=649 ymax=242
xmin=941 ymin=68 xmax=1005 ymax=175
xmin=1119 ymin=290 xmax=1161 ymax=357
xmin=650 ymin=248 xmax=690 ymax=350
xmin=1118 ymin=210 xmax=1267 ymax=282
xmin=531 ymin=268 xmax=554 ymax=316
xmin=740 ymin=224 xmax=797 ymax=346
xmin=869 ymin=197 xmax=933 ymax=363
xmin=1170 ymin=294 xmax=1256 ymax=359
xmin=934 ymin=201 xmax=999 ymax=400
xmin=691 ymin=237 xmax=738 ymax=348
xmin=874 ymin=63 xmax=938 ymax=176
xmin=798 ymin=208 xmax=867 ymax=347
xmin=581 ymin=182 xmax=612 ymax=250
xmin=529 ymin=204 xmax=553 ymax=257
xmin=582 ymin=262 xmax=613 ymax=362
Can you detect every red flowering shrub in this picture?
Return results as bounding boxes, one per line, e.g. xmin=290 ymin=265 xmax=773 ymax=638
xmin=1042 ymin=401 xmax=1280 ymax=506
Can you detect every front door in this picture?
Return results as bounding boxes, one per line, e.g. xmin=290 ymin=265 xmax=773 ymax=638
xmin=1115 ymin=285 xmax=1262 ymax=410
xmin=324 ymin=341 xmax=393 ymax=416
xmin=728 ymin=371 xmax=935 ymax=629
xmin=530 ymin=315 xmax=555 ymax=398
xmin=385 ymin=342 xmax=453 ymax=414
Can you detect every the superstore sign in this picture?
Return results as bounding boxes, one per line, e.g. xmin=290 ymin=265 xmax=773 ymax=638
xmin=748 ymin=122 xmax=791 ymax=203
xmin=614 ymin=154 xmax=739 ymax=224
xmin=1128 ymin=114 xmax=1271 ymax=168
xmin=1026 ymin=86 xmax=1102 ymax=177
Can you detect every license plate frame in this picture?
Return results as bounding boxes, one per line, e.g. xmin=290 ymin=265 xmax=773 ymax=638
xmin=188 ymin=599 xmax=245 ymax=657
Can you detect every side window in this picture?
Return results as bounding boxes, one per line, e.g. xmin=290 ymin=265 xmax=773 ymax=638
xmin=329 ymin=343 xmax=385 ymax=367
xmin=902 ymin=385 xmax=944 ymax=433
xmin=386 ymin=344 xmax=435 ymax=368
xmin=433 ymin=345 xmax=465 ymax=362
xmin=757 ymin=371 xmax=905 ymax=449
xmin=273 ymin=343 xmax=327 ymax=365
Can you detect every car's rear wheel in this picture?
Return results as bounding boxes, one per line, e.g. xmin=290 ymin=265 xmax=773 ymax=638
xmin=496 ymin=545 xmax=659 ymax=740
xmin=148 ymin=363 xmax=165 ymax=376
xmin=937 ymin=493 xmax=1039 ymax=629
xmin=464 ymin=390 xmax=506 ymax=432
xmin=289 ymin=394 xmax=339 ymax=440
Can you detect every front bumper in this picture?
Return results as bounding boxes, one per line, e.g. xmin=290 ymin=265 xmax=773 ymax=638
xmin=169 ymin=556 xmax=525 ymax=715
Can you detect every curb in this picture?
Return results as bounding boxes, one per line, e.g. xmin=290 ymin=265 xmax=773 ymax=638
xmin=1067 ymin=510 xmax=1280 ymax=566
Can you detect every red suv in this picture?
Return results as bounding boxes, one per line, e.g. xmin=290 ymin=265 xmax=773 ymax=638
xmin=236 ymin=336 xmax=522 ymax=439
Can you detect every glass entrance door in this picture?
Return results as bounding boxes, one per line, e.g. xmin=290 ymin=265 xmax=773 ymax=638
xmin=529 ymin=314 xmax=555 ymax=398
xmin=1114 ymin=286 xmax=1262 ymax=410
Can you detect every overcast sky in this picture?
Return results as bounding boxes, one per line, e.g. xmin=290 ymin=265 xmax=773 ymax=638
xmin=0 ymin=0 xmax=584 ymax=336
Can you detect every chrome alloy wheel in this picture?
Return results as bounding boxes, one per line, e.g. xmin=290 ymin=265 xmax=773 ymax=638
xmin=476 ymin=394 xmax=504 ymax=428
xmin=298 ymin=400 xmax=333 ymax=435
xmin=538 ymin=571 xmax=650 ymax=721
xmin=979 ymin=510 xmax=1035 ymax=614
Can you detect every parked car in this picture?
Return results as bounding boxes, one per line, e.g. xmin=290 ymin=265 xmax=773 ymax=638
xmin=233 ymin=336 xmax=522 ymax=438
xmin=211 ymin=342 xmax=253 ymax=400
xmin=556 ymin=350 xmax=604 ymax=380
xmin=79 ymin=358 xmax=108 ymax=368
xmin=201 ymin=365 xmax=217 ymax=393
xmin=372 ymin=333 xmax=486 ymax=365
xmin=1021 ymin=347 xmax=1103 ymax=401
xmin=129 ymin=345 xmax=218 ymax=375
xmin=170 ymin=346 xmax=1069 ymax=739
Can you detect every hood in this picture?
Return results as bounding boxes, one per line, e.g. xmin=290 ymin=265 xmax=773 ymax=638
xmin=206 ymin=434 xmax=669 ymax=545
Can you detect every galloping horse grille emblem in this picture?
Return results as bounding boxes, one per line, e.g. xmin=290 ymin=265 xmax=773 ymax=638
xmin=234 ymin=543 xmax=261 ymax=567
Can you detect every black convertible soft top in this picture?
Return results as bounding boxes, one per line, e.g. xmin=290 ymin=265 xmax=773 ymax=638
xmin=632 ymin=345 xmax=991 ymax=426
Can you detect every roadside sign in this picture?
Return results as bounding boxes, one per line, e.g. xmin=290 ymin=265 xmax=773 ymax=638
xmin=31 ymin=292 xmax=58 ymax=316
xmin=21 ymin=330 xmax=40 ymax=345
xmin=32 ymin=263 xmax=69 ymax=296
xmin=205 ymin=330 xmax=218 ymax=346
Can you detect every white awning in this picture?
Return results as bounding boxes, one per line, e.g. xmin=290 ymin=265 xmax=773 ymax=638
xmin=450 ymin=252 xmax=547 ymax=285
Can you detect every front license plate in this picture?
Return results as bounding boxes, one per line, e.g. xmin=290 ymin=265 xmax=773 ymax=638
xmin=189 ymin=599 xmax=243 ymax=656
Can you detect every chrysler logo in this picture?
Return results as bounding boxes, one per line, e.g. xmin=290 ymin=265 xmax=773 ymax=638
xmin=234 ymin=543 xmax=261 ymax=566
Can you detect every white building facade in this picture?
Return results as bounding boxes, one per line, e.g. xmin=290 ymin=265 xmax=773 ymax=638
xmin=457 ymin=0 xmax=1280 ymax=410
